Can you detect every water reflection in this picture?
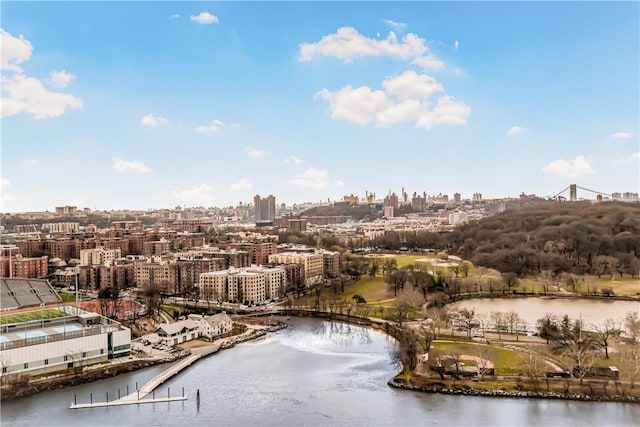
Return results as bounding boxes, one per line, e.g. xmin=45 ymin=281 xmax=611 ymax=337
xmin=1 ymin=318 xmax=638 ymax=427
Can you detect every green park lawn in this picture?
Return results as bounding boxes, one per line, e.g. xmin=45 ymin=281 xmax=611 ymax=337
xmin=431 ymin=341 xmax=527 ymax=375
xmin=0 ymin=308 xmax=71 ymax=325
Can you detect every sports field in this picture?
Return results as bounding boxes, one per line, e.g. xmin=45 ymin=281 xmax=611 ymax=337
xmin=0 ymin=308 xmax=71 ymax=325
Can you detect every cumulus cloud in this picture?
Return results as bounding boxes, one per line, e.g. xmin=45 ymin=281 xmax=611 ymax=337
xmin=112 ymin=158 xmax=152 ymax=173
xmin=244 ymin=147 xmax=266 ymax=157
xmin=611 ymin=131 xmax=634 ymax=139
xmin=454 ymin=40 xmax=459 ymax=50
xmin=288 ymin=167 xmax=330 ymax=189
xmin=230 ymin=178 xmax=254 ymax=190
xmin=542 ymin=155 xmax=595 ymax=178
xmin=1 ymin=28 xmax=33 ymax=71
xmin=507 ymin=125 xmax=529 ymax=136
xmin=299 ymin=27 xmax=427 ymax=62
xmin=334 ymin=180 xmax=344 ymax=187
xmin=190 ymin=12 xmax=219 ymax=24
xmin=284 ymin=156 xmax=303 ymax=164
xmin=411 ymin=55 xmax=445 ymax=70
xmin=618 ymin=152 xmax=640 ymax=163
xmin=1 ymin=29 xmax=81 ymax=119
xmin=383 ymin=19 xmax=407 ymax=31
xmin=170 ymin=184 xmax=215 ymax=204
xmin=195 ymin=119 xmax=236 ymax=133
xmin=316 ymin=85 xmax=393 ymax=126
xmin=47 ymin=70 xmax=76 ymax=88
xmin=141 ymin=113 xmax=168 ymax=127
xmin=317 ymin=70 xmax=469 ymax=129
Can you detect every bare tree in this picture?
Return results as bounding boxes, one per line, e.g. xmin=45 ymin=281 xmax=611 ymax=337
xmin=458 ymin=308 xmax=476 ymax=339
xmin=520 ymin=352 xmax=545 ymax=392
xmin=591 ymin=318 xmax=622 ymax=358
xmin=490 ymin=311 xmax=505 ymax=340
xmin=474 ymin=346 xmax=491 ymax=380
xmin=625 ymin=311 xmax=640 ymax=343
xmin=620 ymin=344 xmax=640 ymax=391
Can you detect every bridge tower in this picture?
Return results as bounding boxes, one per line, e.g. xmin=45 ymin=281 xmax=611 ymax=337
xmin=569 ymin=184 xmax=577 ymax=202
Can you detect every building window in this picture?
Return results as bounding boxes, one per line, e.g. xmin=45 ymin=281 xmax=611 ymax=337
xmin=64 ymin=355 xmax=68 ymax=361
xmin=82 ymin=352 xmax=87 ymax=358
xmin=2 ymin=367 xmax=7 ymax=374
xmin=24 ymin=363 xmax=28 ymax=369
xmin=44 ymin=359 xmax=49 ymax=365
xmin=100 ymin=349 xmax=104 ymax=354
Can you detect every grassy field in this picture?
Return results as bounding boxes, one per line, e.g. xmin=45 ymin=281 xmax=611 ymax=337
xmin=0 ymin=308 xmax=71 ymax=325
xmin=431 ymin=341 xmax=527 ymax=375
xmin=58 ymin=293 xmax=77 ymax=302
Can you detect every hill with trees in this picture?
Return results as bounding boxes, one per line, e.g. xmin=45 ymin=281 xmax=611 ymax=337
xmin=447 ymin=201 xmax=640 ymax=277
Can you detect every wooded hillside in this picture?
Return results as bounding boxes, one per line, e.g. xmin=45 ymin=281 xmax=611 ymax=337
xmin=448 ymin=202 xmax=640 ymax=277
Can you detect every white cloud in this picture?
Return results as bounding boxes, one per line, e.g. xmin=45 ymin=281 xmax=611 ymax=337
xmin=288 ymin=167 xmax=330 ymax=190
xmin=2 ymin=73 xmax=82 ymax=119
xmin=416 ymin=95 xmax=471 ymax=129
xmin=284 ymin=155 xmax=303 ymax=164
xmin=190 ymin=12 xmax=219 ymax=25
xmin=299 ymin=27 xmax=427 ymax=62
xmin=141 ymin=113 xmax=168 ymax=127
xmin=170 ymin=184 xmax=215 ymax=204
xmin=382 ymin=70 xmax=443 ymax=100
xmin=23 ymin=158 xmax=40 ymax=166
xmin=195 ymin=119 xmax=236 ymax=133
xmin=383 ymin=19 xmax=407 ymax=31
xmin=169 ymin=14 xmax=180 ymax=19
xmin=47 ymin=70 xmax=75 ymax=88
xmin=611 ymin=131 xmax=634 ymax=139
xmin=316 ymin=86 xmax=393 ymax=126
xmin=507 ymin=125 xmax=529 ymax=136
xmin=244 ymin=147 xmax=266 ymax=157
xmin=1 ymin=178 xmax=10 ymax=188
xmin=317 ymin=71 xmax=469 ymax=129
xmin=230 ymin=178 xmax=254 ymax=190
xmin=454 ymin=40 xmax=459 ymax=50
xmin=411 ymin=55 xmax=445 ymax=70
xmin=1 ymin=28 xmax=33 ymax=71
xmin=1 ymin=29 xmax=81 ymax=119
xmin=618 ymin=152 xmax=640 ymax=163
xmin=375 ymin=99 xmax=423 ymax=127
xmin=334 ymin=180 xmax=344 ymax=187
xmin=542 ymin=155 xmax=595 ymax=178
xmin=112 ymin=158 xmax=152 ymax=173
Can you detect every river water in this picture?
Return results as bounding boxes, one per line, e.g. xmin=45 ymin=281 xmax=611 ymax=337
xmin=2 ymin=318 xmax=639 ymax=426
xmin=448 ymin=297 xmax=640 ymax=329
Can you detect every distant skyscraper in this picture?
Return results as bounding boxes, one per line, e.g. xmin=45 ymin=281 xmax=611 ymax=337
xmin=453 ymin=193 xmax=461 ymax=203
xmin=254 ymin=194 xmax=276 ymax=223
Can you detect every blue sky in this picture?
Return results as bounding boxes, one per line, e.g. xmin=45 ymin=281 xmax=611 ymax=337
xmin=1 ymin=1 xmax=638 ymax=212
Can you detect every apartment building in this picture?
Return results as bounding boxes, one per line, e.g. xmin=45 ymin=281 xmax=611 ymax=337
xmin=79 ymin=247 xmax=122 ymax=266
xmin=199 ymin=265 xmax=286 ymax=304
xmin=268 ymin=251 xmax=323 ymax=282
xmin=0 ymin=254 xmax=48 ymax=278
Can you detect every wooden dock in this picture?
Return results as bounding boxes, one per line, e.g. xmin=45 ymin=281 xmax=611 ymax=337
xmin=69 ymin=353 xmax=202 ymax=409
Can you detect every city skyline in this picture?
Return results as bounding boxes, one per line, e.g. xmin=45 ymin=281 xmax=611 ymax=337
xmin=1 ymin=2 xmax=639 ymax=212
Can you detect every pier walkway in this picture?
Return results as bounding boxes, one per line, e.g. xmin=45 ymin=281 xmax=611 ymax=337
xmin=69 ymin=352 xmax=202 ymax=409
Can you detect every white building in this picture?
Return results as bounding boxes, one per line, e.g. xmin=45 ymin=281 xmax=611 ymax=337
xmin=79 ymin=247 xmax=122 ymax=266
xmin=154 ymin=319 xmax=199 ymax=346
xmin=268 ymin=252 xmax=323 ymax=282
xmin=189 ymin=312 xmax=233 ymax=341
xmin=0 ymin=306 xmax=130 ymax=377
xmin=448 ymin=212 xmax=468 ymax=226
xmin=199 ymin=265 xmax=287 ymax=304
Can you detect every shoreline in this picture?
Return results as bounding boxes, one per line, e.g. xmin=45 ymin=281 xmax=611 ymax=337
xmin=0 ymin=323 xmax=287 ymax=401
xmin=386 ymin=377 xmax=640 ymax=404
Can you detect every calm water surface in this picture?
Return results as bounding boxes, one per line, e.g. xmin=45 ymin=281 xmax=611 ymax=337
xmin=2 ymin=318 xmax=638 ymax=426
xmin=449 ymin=297 xmax=640 ymax=327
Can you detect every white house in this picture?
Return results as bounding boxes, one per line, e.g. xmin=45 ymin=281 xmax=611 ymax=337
xmin=154 ymin=319 xmax=199 ymax=346
xmin=189 ymin=312 xmax=233 ymax=341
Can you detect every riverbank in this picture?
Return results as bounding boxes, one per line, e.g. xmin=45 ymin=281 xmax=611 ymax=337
xmin=1 ymin=358 xmax=170 ymax=400
xmin=1 ymin=321 xmax=288 ymax=401
xmin=387 ymin=376 xmax=640 ymax=403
